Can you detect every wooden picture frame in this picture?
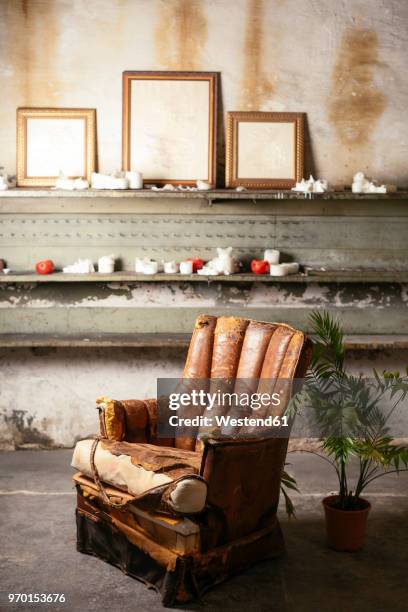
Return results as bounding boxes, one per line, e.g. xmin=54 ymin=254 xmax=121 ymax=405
xmin=16 ymin=107 xmax=96 ymax=187
xmin=122 ymin=71 xmax=217 ymax=186
xmin=225 ymin=111 xmax=304 ymax=189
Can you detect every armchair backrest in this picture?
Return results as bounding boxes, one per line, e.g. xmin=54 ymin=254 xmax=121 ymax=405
xmin=95 ymin=314 xmax=312 ymax=543
xmin=176 ymin=315 xmax=312 ymax=450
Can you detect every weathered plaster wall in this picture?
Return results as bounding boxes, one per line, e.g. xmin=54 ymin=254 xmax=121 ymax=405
xmin=1 ymin=195 xmax=408 ymax=447
xmin=1 ymin=0 xmax=408 ymax=185
xmin=1 ymin=346 xmax=407 ymax=450
xmin=1 ymin=281 xmax=408 ymax=335
xmin=1 ymin=1 xmax=407 ymax=448
xmin=0 ymin=347 xmax=185 ymax=449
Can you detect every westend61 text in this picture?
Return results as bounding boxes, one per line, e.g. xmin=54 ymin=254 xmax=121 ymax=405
xmin=168 ymin=414 xmax=289 ymax=428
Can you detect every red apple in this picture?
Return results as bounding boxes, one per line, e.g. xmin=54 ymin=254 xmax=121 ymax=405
xmin=251 ymin=260 xmax=269 ymax=275
xmin=35 ymin=260 xmax=55 ymax=275
xmin=186 ymin=258 xmax=205 ymax=272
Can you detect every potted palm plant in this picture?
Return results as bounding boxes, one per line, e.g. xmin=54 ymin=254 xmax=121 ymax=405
xmin=297 ymin=311 xmax=408 ymax=551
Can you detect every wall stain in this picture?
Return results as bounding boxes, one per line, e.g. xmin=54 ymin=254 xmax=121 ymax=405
xmin=328 ymin=28 xmax=386 ymax=148
xmin=240 ymin=0 xmax=274 ymax=110
xmin=17 ymin=0 xmax=61 ymax=103
xmin=20 ymin=0 xmax=30 ymax=102
xmin=154 ymin=0 xmax=207 ymax=70
xmin=3 ymin=409 xmax=55 ymax=448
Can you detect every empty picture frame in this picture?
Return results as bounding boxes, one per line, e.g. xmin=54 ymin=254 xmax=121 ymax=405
xmin=122 ymin=71 xmax=218 ymax=186
xmin=226 ymin=111 xmax=304 ymax=189
xmin=16 ymin=108 xmax=96 ymax=187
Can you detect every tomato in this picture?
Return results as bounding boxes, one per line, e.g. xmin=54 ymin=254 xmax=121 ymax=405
xmin=35 ymin=260 xmax=54 ymax=275
xmin=251 ymin=259 xmax=269 ymax=275
xmin=186 ymin=258 xmax=205 ymax=272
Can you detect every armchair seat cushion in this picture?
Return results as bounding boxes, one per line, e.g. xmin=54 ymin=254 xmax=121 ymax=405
xmin=71 ymin=439 xmax=207 ymax=514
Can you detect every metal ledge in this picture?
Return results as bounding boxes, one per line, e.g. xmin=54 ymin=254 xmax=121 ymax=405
xmin=0 ymin=270 xmax=407 ymax=283
xmin=0 ymin=333 xmax=407 ymax=350
xmin=2 ymin=190 xmax=408 ymax=216
xmin=1 ymin=188 xmax=408 ymax=200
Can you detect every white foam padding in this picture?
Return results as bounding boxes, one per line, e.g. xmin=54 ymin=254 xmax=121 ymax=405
xmin=71 ymin=439 xmax=206 ymax=513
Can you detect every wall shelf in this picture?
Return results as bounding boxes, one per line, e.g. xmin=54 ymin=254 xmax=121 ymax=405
xmin=1 ymin=189 xmax=407 ymax=340
xmin=2 ymin=189 xmax=408 ymax=216
xmin=1 ymin=188 xmax=408 ymax=203
xmin=1 ymin=270 xmax=407 ymax=284
xmin=1 ymin=333 xmax=407 ymax=351
xmin=0 ymin=333 xmax=190 ymax=348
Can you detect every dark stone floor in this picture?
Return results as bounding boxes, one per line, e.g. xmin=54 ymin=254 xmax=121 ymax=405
xmin=0 ymin=450 xmax=407 ymax=612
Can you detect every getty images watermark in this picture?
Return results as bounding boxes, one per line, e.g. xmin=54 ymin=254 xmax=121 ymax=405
xmin=167 ymin=388 xmax=288 ymax=428
xmin=156 ymin=377 xmax=408 ymax=439
xmin=156 ymin=378 xmax=297 ymax=438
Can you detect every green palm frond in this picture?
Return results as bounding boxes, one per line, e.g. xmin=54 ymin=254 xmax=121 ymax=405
xmin=309 ymin=310 xmax=345 ymax=373
xmin=281 ymin=468 xmax=299 ymax=518
xmin=299 ymin=310 xmax=408 ymax=506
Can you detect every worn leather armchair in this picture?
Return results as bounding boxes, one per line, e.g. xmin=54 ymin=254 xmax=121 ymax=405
xmin=72 ymin=315 xmax=312 ymax=606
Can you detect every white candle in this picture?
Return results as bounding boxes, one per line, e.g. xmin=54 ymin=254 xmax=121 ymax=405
xmin=286 ymin=262 xmax=299 ymax=274
xmin=126 ymin=171 xmax=143 ymax=189
xmin=142 ymin=260 xmax=159 ymax=274
xmin=164 ymin=261 xmax=179 ymax=273
xmin=269 ymin=262 xmax=299 ymax=276
xmin=98 ymin=255 xmax=115 ymax=273
xmin=180 ymin=261 xmax=193 ymax=274
xmin=264 ymin=249 xmax=280 ymax=264
xmin=135 ymin=258 xmax=147 ymax=273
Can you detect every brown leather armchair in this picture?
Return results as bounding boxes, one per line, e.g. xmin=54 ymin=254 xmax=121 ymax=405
xmin=72 ymin=315 xmax=312 ymax=606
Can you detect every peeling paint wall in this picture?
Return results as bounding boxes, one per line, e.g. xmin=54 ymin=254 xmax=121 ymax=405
xmin=0 ymin=347 xmax=185 ymax=449
xmin=1 ymin=0 xmax=408 ymax=185
xmin=1 ymin=346 xmax=407 ymax=449
xmin=1 ymin=281 xmax=407 ymax=335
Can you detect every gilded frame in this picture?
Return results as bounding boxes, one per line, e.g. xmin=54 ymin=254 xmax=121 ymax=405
xmin=16 ymin=107 xmax=96 ymax=187
xmin=122 ymin=71 xmax=218 ymax=186
xmin=225 ymin=111 xmax=304 ymax=189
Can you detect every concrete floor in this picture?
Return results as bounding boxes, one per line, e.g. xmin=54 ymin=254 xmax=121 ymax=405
xmin=0 ymin=450 xmax=407 ymax=612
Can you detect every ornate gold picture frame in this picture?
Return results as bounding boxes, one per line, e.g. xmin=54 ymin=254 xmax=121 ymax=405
xmin=226 ymin=111 xmax=304 ymax=189
xmin=122 ymin=71 xmax=218 ymax=186
xmin=16 ymin=108 xmax=96 ymax=187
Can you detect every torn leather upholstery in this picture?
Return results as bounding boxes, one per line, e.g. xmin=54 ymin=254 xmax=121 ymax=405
xmin=72 ymin=439 xmax=207 ymax=515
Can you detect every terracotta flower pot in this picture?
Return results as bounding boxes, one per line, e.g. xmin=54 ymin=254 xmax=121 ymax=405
xmin=322 ymin=495 xmax=371 ymax=552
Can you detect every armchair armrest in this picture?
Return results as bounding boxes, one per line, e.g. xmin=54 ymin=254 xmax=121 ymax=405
xmin=96 ymin=396 xmax=126 ymax=440
xmin=200 ymin=436 xmax=288 ymax=542
xmin=96 ymin=396 xmax=174 ymax=446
